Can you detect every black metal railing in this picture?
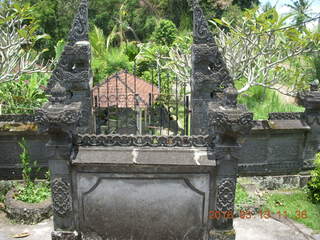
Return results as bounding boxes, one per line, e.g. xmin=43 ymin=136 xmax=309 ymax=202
xmin=92 ymin=69 xmax=191 ymax=136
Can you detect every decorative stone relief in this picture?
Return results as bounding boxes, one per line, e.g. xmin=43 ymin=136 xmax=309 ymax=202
xmin=81 ymin=232 xmax=103 ymax=240
xmin=52 ymin=178 xmax=72 ymax=217
xmin=216 ymin=178 xmax=236 ymax=212
xmin=268 ymin=112 xmax=304 ymax=120
xmin=52 ymin=231 xmax=78 ymax=240
xmin=0 ymin=114 xmax=35 ymax=123
xmin=77 ymin=134 xmax=212 ymax=148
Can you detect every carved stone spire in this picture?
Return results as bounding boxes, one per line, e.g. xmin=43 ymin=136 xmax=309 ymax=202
xmin=190 ymin=0 xmax=234 ymax=135
xmin=68 ymin=0 xmax=89 ymax=45
xmin=192 ymin=0 xmax=215 ymax=44
xmin=45 ymin=0 xmax=93 ymax=134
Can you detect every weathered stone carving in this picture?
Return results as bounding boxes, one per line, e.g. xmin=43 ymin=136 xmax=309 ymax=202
xmin=0 ymin=114 xmax=35 ymax=123
xmin=36 ymin=82 xmax=82 ymax=134
xmin=46 ymin=0 xmax=93 ymax=134
xmin=81 ymin=232 xmax=103 ymax=240
xmin=52 ymin=231 xmax=78 ymax=240
xmin=191 ymin=1 xmax=233 ymax=135
xmin=297 ymin=80 xmax=320 ymax=111
xmin=208 ymin=87 xmax=254 ymax=142
xmin=208 ymin=85 xmax=253 ymax=239
xmin=216 ymin=178 xmax=236 ymax=212
xmin=68 ymin=0 xmax=89 ymax=44
xmin=268 ymin=112 xmax=304 ymax=120
xmin=77 ymin=134 xmax=212 ymax=147
xmin=52 ymin=178 xmax=72 ymax=217
xmin=192 ymin=2 xmax=214 ymax=44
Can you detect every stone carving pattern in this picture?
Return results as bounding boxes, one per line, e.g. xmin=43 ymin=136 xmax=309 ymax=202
xmin=193 ymin=3 xmax=214 ymax=44
xmin=304 ymin=112 xmax=320 ymax=125
xmin=36 ymin=109 xmax=81 ymax=125
xmin=268 ymin=112 xmax=304 ymax=120
xmin=216 ymin=178 xmax=236 ymax=212
xmin=68 ymin=0 xmax=89 ymax=44
xmin=0 ymin=114 xmax=35 ymax=123
xmin=52 ymin=231 xmax=78 ymax=240
xmin=81 ymin=232 xmax=103 ymax=240
xmin=52 ymin=178 xmax=72 ymax=216
xmin=209 ymin=111 xmax=254 ymax=134
xmin=77 ymin=134 xmax=213 ymax=148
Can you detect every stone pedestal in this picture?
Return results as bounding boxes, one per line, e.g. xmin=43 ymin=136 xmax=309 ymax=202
xmin=208 ymin=86 xmax=254 ymax=239
xmin=298 ymin=80 xmax=320 ymax=169
xmin=36 ymin=83 xmax=81 ymax=239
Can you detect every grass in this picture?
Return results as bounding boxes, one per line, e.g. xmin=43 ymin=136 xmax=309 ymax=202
xmin=235 ymin=184 xmax=255 ymax=206
xmin=263 ymin=189 xmax=320 ymax=231
xmin=238 ymin=86 xmax=304 ymax=120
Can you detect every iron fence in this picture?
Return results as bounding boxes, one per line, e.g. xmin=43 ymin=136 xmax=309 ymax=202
xmin=92 ymin=69 xmax=191 ymax=136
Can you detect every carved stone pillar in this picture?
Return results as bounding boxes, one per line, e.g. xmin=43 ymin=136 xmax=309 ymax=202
xmin=208 ymin=86 xmax=253 ymax=240
xmin=36 ymin=83 xmax=81 ymax=240
xmin=298 ymin=80 xmax=320 ymax=169
xmin=46 ymin=0 xmax=93 ymax=134
xmin=191 ymin=2 xmax=233 ymax=135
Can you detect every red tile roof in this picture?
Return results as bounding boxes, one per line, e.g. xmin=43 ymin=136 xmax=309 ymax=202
xmin=92 ymin=71 xmax=160 ymax=109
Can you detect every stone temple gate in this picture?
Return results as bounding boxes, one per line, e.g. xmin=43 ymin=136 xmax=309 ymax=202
xmin=35 ymin=0 xmax=320 ymax=239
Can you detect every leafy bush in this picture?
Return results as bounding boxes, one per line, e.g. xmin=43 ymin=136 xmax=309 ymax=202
xmin=15 ymin=181 xmax=51 ymax=204
xmin=124 ymin=42 xmax=140 ymax=62
xmin=0 ymin=73 xmax=49 ymax=114
xmin=152 ymin=19 xmax=177 ymax=46
xmin=14 ymin=138 xmax=51 ymax=203
xmin=308 ymin=154 xmax=320 ymax=203
xmin=18 ymin=138 xmax=40 ymax=185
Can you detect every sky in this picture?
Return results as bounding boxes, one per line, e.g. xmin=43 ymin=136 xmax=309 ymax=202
xmin=260 ymin=0 xmax=320 ymax=29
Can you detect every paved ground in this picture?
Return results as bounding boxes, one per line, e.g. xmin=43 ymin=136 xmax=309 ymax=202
xmin=0 ymin=211 xmax=319 ymax=240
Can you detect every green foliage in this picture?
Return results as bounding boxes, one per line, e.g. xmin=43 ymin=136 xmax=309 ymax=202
xmin=89 ymin=25 xmax=133 ymax=84
xmin=54 ymin=39 xmax=66 ymax=63
xmin=212 ymin=7 xmax=320 ymax=94
xmin=238 ymin=86 xmax=304 ymax=120
xmin=286 ymin=0 xmax=312 ymax=27
xmin=15 ymin=138 xmax=51 ymax=204
xmin=15 ymin=181 xmax=51 ymax=204
xmin=0 ymin=1 xmax=50 ymax=49
xmin=18 ymin=138 xmax=40 ymax=186
xmin=264 ymin=190 xmax=320 ymax=230
xmin=20 ymin=0 xmax=78 ymax=60
xmin=152 ymin=19 xmax=177 ymax=46
xmin=235 ymin=184 xmax=256 ymax=206
xmin=0 ymin=73 xmax=49 ymax=114
xmin=308 ymin=154 xmax=320 ymax=203
xmin=124 ymin=41 xmax=140 ymax=62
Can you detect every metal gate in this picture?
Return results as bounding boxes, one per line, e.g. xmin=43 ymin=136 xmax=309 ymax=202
xmin=92 ymin=69 xmax=191 ymax=135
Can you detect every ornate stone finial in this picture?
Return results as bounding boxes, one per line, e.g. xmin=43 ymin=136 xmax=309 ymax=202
xmin=310 ymin=79 xmax=319 ymax=92
xmin=50 ymin=82 xmax=67 ymax=104
xmin=68 ymin=0 xmax=89 ymax=45
xmin=223 ymin=85 xmax=238 ymax=108
xmin=192 ymin=1 xmax=215 ymax=44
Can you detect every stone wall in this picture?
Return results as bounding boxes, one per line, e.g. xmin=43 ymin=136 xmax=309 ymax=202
xmin=0 ymin=117 xmax=49 ymax=180
xmin=0 ymin=118 xmax=315 ymax=179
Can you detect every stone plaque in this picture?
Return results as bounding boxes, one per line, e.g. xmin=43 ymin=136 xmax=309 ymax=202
xmin=76 ymin=173 xmax=210 ymax=240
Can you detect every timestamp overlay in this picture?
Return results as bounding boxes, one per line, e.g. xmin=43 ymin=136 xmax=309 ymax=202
xmin=208 ymin=210 xmax=309 ymax=220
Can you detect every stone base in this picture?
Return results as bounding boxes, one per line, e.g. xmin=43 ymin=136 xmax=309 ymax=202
xmin=5 ymin=189 xmax=52 ymax=224
xmin=209 ymin=229 xmax=236 ymax=240
xmin=52 ymin=231 xmax=79 ymax=240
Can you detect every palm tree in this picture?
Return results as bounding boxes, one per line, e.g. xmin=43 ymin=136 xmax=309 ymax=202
xmin=286 ymin=0 xmax=312 ymax=27
xmin=106 ymin=1 xmax=140 ymax=49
